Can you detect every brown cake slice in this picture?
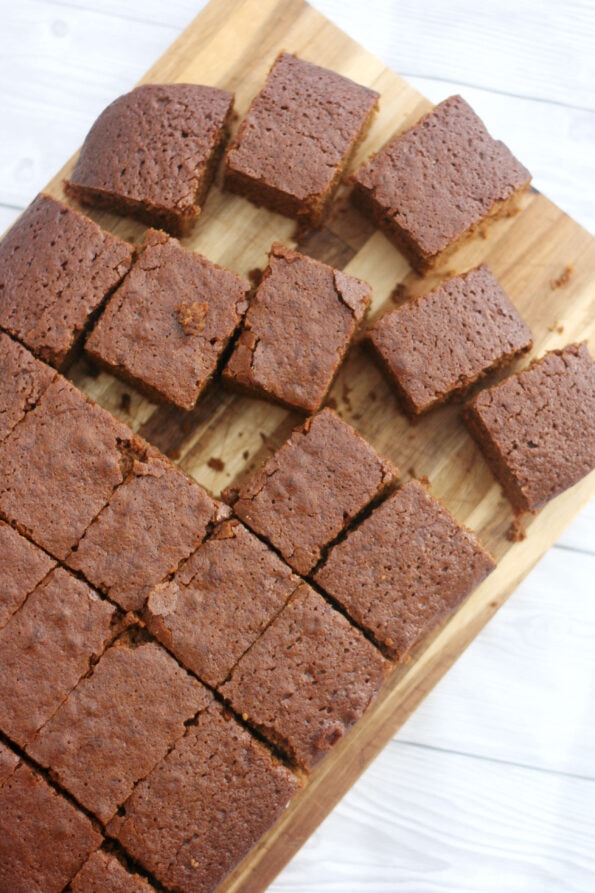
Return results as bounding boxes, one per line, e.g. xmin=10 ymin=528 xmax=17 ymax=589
xmin=464 ymin=342 xmax=595 ymax=513
xmin=0 ymin=566 xmax=116 ymax=748
xmin=224 ymin=52 xmax=379 ymax=227
xmin=369 ymin=264 xmax=533 ymax=416
xmin=0 ymin=375 xmax=147 ymax=560
xmin=221 ymin=583 xmax=389 ymax=770
xmin=67 ymin=453 xmax=229 ymax=613
xmin=70 ymin=850 xmax=156 ymax=893
xmin=86 ymin=228 xmax=250 ymax=410
xmin=351 ymin=95 xmax=531 ymax=272
xmin=0 ymin=194 xmax=134 ymax=368
xmin=315 ymin=481 xmax=496 ymax=661
xmin=28 ymin=638 xmax=211 ymax=824
xmin=225 ymin=407 xmax=397 ymax=575
xmin=146 ymin=518 xmax=301 ymax=687
xmin=66 ymin=84 xmax=234 ymax=236
xmin=0 ymin=521 xmax=56 ymax=631
xmin=223 ymin=243 xmax=371 ymax=413
xmin=107 ymin=702 xmax=300 ymax=893
xmin=0 ymin=333 xmax=57 ymax=444
xmin=0 ymin=761 xmax=102 ymax=893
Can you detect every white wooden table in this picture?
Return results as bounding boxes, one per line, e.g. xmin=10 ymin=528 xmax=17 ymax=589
xmin=1 ymin=2 xmax=593 ymax=890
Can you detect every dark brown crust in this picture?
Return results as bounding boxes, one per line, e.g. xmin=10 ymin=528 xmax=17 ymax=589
xmin=222 ymin=242 xmax=371 ymax=413
xmin=66 ymin=84 xmax=234 ymax=237
xmin=463 ymin=343 xmax=595 ymax=514
xmin=368 ymin=264 xmax=533 ymax=416
xmin=315 ymin=480 xmax=496 ymax=661
xmin=224 ymin=53 xmax=379 ymax=227
xmin=70 ymin=850 xmax=156 ymax=893
xmin=351 ymin=95 xmax=531 ymax=272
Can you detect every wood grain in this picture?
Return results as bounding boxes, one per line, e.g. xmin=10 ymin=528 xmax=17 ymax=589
xmin=6 ymin=0 xmax=595 ymax=888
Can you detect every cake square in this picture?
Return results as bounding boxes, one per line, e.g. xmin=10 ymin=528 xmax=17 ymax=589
xmin=0 ymin=194 xmax=134 ymax=368
xmin=351 ymin=95 xmax=531 ymax=272
xmin=224 ymin=52 xmax=379 ymax=226
xmin=66 ymin=453 xmax=229 ymax=612
xmin=314 ymin=481 xmax=496 ymax=661
xmin=0 ymin=566 xmax=116 ymax=747
xmin=464 ymin=342 xmax=595 ymax=514
xmin=222 ymin=243 xmax=371 ymax=413
xmin=0 ymin=375 xmax=146 ymax=560
xmin=107 ymin=703 xmax=300 ymax=893
xmin=221 ymin=584 xmax=388 ymax=770
xmin=85 ymin=229 xmax=250 ymax=410
xmin=0 ymin=520 xmax=56 ymax=631
xmin=369 ymin=264 xmax=533 ymax=416
xmin=0 ymin=762 xmax=102 ymax=893
xmin=28 ymin=639 xmax=211 ymax=824
xmin=145 ymin=518 xmax=301 ymax=687
xmin=0 ymin=333 xmax=56 ymax=444
xmin=70 ymin=850 xmax=156 ymax=893
xmin=65 ymin=84 xmax=234 ymax=237
xmin=225 ymin=408 xmax=397 ymax=575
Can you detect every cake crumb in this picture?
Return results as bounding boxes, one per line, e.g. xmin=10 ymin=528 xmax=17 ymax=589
xmin=207 ymin=457 xmax=225 ymax=472
xmin=119 ymin=392 xmax=131 ymax=414
xmin=550 ymin=265 xmax=573 ymax=289
xmin=547 ymin=320 xmax=565 ymax=334
xmin=408 ymin=466 xmax=417 ymax=478
xmin=325 ymin=397 xmax=338 ymax=410
xmin=507 ymin=518 xmax=527 ymax=542
xmin=242 ymin=450 xmax=250 ymax=460
xmin=391 ymin=283 xmax=409 ymax=304
xmin=166 ymin=447 xmax=182 ymax=461
xmin=248 ymin=267 xmax=264 ymax=288
xmin=175 ymin=300 xmax=208 ymax=335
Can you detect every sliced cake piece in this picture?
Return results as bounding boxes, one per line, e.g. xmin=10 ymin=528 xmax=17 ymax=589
xmin=0 ymin=566 xmax=116 ymax=748
xmin=0 ymin=375 xmax=147 ymax=560
xmin=70 ymin=850 xmax=156 ymax=893
xmin=464 ymin=342 xmax=595 ymax=513
xmin=315 ymin=481 xmax=496 ymax=661
xmin=66 ymin=83 xmax=234 ymax=236
xmin=225 ymin=408 xmax=397 ymax=575
xmin=0 ymin=761 xmax=101 ymax=893
xmin=351 ymin=95 xmax=531 ymax=271
xmin=107 ymin=703 xmax=300 ymax=893
xmin=220 ymin=584 xmax=389 ymax=770
xmin=0 ymin=333 xmax=57 ymax=444
xmin=86 ymin=229 xmax=249 ymax=410
xmin=223 ymin=243 xmax=371 ymax=413
xmin=369 ymin=264 xmax=532 ymax=416
xmin=0 ymin=521 xmax=56 ymax=631
xmin=145 ymin=518 xmax=301 ymax=687
xmin=224 ymin=52 xmax=379 ymax=226
xmin=67 ymin=453 xmax=229 ymax=613
xmin=28 ymin=638 xmax=211 ymax=824
xmin=0 ymin=194 xmax=134 ymax=368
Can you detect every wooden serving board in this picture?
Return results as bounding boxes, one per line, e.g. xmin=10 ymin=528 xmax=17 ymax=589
xmin=38 ymin=0 xmax=595 ymax=889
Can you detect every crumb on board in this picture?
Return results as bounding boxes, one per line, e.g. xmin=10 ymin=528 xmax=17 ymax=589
xmin=507 ymin=518 xmax=527 ymax=542
xmin=550 ymin=265 xmax=573 ymax=289
xmin=325 ymin=397 xmax=338 ymax=410
xmin=207 ymin=457 xmax=225 ymax=472
xmin=166 ymin=447 xmax=182 ymax=461
xmin=547 ymin=320 xmax=565 ymax=334
xmin=248 ymin=267 xmax=263 ymax=288
xmin=391 ymin=282 xmax=409 ymax=304
xmin=119 ymin=392 xmax=131 ymax=414
xmin=242 ymin=450 xmax=249 ymax=461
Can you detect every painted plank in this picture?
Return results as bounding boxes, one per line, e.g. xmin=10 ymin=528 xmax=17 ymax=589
xmin=398 ymin=546 xmax=595 ymax=777
xmin=269 ymin=740 xmax=595 ymax=893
